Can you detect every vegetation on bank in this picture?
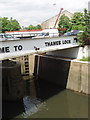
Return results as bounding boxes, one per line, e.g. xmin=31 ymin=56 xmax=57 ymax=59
xmin=80 ymin=57 xmax=90 ymax=62
xmin=27 ymin=24 xmax=42 ymax=30
xmin=0 ymin=17 xmax=42 ymax=33
xmin=58 ymin=11 xmax=85 ymax=34
xmin=0 ymin=9 xmax=90 ymax=47
xmin=0 ymin=9 xmax=89 ymax=32
xmin=0 ymin=17 xmax=21 ymax=32
xmin=58 ymin=9 xmax=90 ymax=46
xmin=77 ymin=9 xmax=90 ymax=46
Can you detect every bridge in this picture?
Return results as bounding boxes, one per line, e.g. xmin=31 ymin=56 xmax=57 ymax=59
xmin=0 ymin=36 xmax=78 ymax=61
xmin=1 ymin=34 xmax=89 ymax=104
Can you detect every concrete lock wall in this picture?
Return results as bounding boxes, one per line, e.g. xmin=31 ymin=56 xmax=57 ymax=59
xmin=67 ymin=61 xmax=90 ymax=95
xmin=34 ymin=55 xmax=90 ymax=95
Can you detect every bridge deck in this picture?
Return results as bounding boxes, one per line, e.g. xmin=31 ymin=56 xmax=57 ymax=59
xmin=0 ymin=36 xmax=78 ymax=60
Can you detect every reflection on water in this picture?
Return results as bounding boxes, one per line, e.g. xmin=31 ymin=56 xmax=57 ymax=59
xmin=2 ymin=78 xmax=88 ymax=119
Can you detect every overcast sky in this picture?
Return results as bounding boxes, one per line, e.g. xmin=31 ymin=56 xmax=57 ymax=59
xmin=0 ymin=0 xmax=89 ymax=27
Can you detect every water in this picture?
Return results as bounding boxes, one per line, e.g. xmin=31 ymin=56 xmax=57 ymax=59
xmin=2 ymin=78 xmax=88 ymax=119
xmin=21 ymin=96 xmax=47 ymax=118
xmin=30 ymin=89 xmax=88 ymax=118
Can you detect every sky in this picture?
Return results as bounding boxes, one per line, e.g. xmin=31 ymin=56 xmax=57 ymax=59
xmin=0 ymin=0 xmax=89 ymax=27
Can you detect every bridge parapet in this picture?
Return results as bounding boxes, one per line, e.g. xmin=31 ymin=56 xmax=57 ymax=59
xmin=0 ymin=36 xmax=78 ymax=60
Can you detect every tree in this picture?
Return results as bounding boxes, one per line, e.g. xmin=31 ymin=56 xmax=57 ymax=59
xmin=0 ymin=17 xmax=9 ymax=32
xmin=7 ymin=17 xmax=21 ymax=31
xmin=35 ymin=24 xmax=42 ymax=30
xmin=71 ymin=12 xmax=84 ymax=30
xmin=27 ymin=25 xmax=35 ymax=30
xmin=77 ymin=9 xmax=90 ymax=45
xmin=58 ymin=14 xmax=71 ymax=34
xmin=0 ymin=17 xmax=2 ymax=33
xmin=0 ymin=17 xmax=21 ymax=32
xmin=27 ymin=24 xmax=42 ymax=30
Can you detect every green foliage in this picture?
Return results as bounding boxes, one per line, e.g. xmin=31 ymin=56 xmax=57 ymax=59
xmin=7 ymin=17 xmax=21 ymax=31
xmin=58 ymin=12 xmax=85 ymax=32
xmin=58 ymin=9 xmax=90 ymax=46
xmin=80 ymin=57 xmax=90 ymax=61
xmin=71 ymin=24 xmax=84 ymax=31
xmin=77 ymin=32 xmax=85 ymax=46
xmin=27 ymin=25 xmax=35 ymax=30
xmin=0 ymin=17 xmax=21 ymax=32
xmin=1 ymin=16 xmax=42 ymax=32
xmin=58 ymin=14 xmax=71 ymax=34
xmin=0 ymin=17 xmax=2 ymax=33
xmin=0 ymin=17 xmax=9 ymax=32
xmin=71 ymin=12 xmax=85 ymax=31
xmin=36 ymin=24 xmax=42 ymax=29
xmin=77 ymin=9 xmax=90 ymax=45
xmin=27 ymin=24 xmax=42 ymax=30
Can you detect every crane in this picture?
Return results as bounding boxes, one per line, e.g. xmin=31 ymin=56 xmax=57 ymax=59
xmin=53 ymin=8 xmax=63 ymax=28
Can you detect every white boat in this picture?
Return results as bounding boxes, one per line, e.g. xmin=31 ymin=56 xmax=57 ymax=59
xmin=0 ymin=33 xmax=20 ymax=41
xmin=5 ymin=29 xmax=59 ymax=39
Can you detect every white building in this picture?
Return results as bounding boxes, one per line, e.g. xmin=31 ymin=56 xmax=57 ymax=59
xmin=41 ymin=10 xmax=73 ymax=29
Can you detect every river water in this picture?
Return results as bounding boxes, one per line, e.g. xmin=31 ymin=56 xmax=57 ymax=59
xmin=3 ymin=79 xmax=88 ymax=119
xmin=29 ymin=90 xmax=88 ymax=118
